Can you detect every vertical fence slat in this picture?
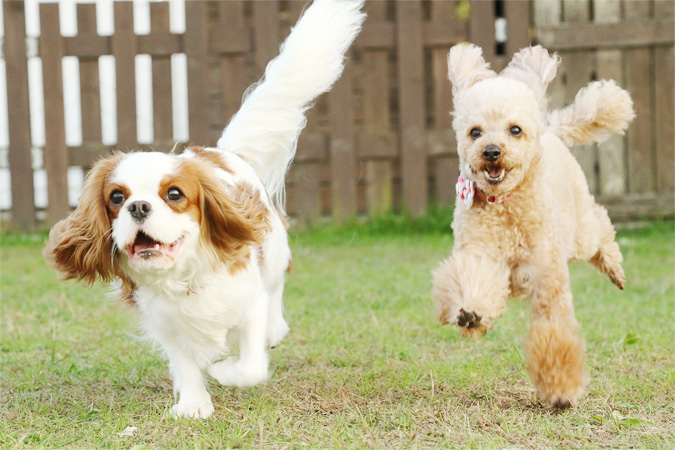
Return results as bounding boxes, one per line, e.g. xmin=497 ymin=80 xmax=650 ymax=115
xmin=3 ymin=1 xmax=35 ymax=229
xmin=595 ymin=0 xmax=625 ymax=196
xmin=505 ymin=0 xmax=531 ymax=55
xmin=328 ymin=65 xmax=357 ymax=222
xmin=430 ymin=0 xmax=458 ymax=207
xmin=624 ymin=1 xmax=655 ymax=194
xmin=252 ymin=2 xmax=280 ymax=74
xmin=363 ymin=1 xmax=394 ymax=215
xmin=654 ymin=45 xmax=674 ymax=194
xmin=653 ymin=0 xmax=674 ymax=195
xmin=470 ymin=0 xmax=495 ymax=63
xmin=150 ymin=2 xmax=173 ymax=143
xmin=77 ymin=3 xmax=102 ymax=148
xmin=396 ymin=0 xmax=427 ymax=214
xmin=185 ymin=1 xmax=211 ymax=145
xmin=562 ymin=0 xmax=596 ymax=194
xmin=287 ymin=1 xmax=323 ymax=225
xmin=40 ymin=3 xmax=70 ymax=223
xmin=113 ymin=2 xmax=138 ymax=151
xmin=218 ymin=2 xmax=250 ymax=134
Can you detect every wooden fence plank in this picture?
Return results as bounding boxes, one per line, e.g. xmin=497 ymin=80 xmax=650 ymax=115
xmin=505 ymin=0 xmax=531 ymax=55
xmin=184 ymin=1 xmax=211 ymax=145
xmin=654 ymin=46 xmax=674 ymax=194
xmin=562 ymin=0 xmax=596 ymax=194
xmin=4 ymin=1 xmax=35 ymax=229
xmin=362 ymin=1 xmax=394 ymax=215
xmin=328 ymin=64 xmax=357 ymax=222
xmin=430 ymin=0 xmax=459 ymax=207
xmin=537 ymin=20 xmax=675 ymax=50
xmin=469 ymin=0 xmax=495 ymax=62
xmin=624 ymin=1 xmax=655 ymax=194
xmin=595 ymin=0 xmax=625 ymax=196
xmin=77 ymin=3 xmax=103 ymax=150
xmin=252 ymin=1 xmax=280 ymax=75
xmin=113 ymin=2 xmax=138 ymax=151
xmin=217 ymin=2 xmax=251 ymax=135
xmin=396 ymin=0 xmax=427 ymax=214
xmin=40 ymin=3 xmax=70 ymax=223
xmin=534 ymin=0 xmax=565 ymax=110
xmin=150 ymin=2 xmax=173 ymax=143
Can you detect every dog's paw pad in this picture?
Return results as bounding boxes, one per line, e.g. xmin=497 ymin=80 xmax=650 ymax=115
xmin=457 ymin=308 xmax=482 ymax=329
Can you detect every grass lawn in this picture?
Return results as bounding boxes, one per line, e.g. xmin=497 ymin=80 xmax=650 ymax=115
xmin=1 ymin=217 xmax=673 ymax=449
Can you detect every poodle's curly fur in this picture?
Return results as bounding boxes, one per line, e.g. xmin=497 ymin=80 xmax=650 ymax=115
xmin=432 ymin=44 xmax=634 ymax=408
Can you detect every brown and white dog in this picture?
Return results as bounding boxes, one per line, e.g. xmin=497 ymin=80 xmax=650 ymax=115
xmin=44 ymin=0 xmax=365 ymax=419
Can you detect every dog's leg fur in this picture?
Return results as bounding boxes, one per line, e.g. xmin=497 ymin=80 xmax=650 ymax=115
xmin=589 ymin=203 xmax=625 ymax=289
xmin=522 ymin=257 xmax=587 ymax=408
xmin=432 ymin=253 xmax=510 ymax=339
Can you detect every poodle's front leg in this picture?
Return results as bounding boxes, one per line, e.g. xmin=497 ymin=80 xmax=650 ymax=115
xmin=432 ymin=252 xmax=510 ymax=339
xmin=523 ymin=262 xmax=587 ymax=408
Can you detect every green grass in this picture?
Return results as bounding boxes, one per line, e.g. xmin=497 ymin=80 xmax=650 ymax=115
xmin=1 ymin=219 xmax=673 ymax=449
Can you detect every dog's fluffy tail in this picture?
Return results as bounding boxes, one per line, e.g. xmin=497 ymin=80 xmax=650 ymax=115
xmin=548 ymin=80 xmax=635 ymax=146
xmin=217 ymin=0 xmax=366 ymax=210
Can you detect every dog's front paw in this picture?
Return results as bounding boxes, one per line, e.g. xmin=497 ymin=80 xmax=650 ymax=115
xmin=208 ymin=358 xmax=268 ymax=388
xmin=170 ymin=395 xmax=214 ymax=419
xmin=456 ymin=308 xmax=490 ymax=339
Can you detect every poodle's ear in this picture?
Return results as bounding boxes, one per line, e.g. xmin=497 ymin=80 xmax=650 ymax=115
xmin=447 ymin=43 xmax=497 ymax=97
xmin=44 ymin=152 xmax=125 ymax=285
xmin=501 ymin=46 xmax=560 ymax=110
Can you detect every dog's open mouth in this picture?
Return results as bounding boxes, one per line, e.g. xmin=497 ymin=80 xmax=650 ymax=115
xmin=484 ymin=166 xmax=509 ymax=184
xmin=128 ymin=231 xmax=183 ymax=260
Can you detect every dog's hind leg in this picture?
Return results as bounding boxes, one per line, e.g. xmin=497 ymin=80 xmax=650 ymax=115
xmin=588 ymin=203 xmax=625 ymax=289
xmin=432 ymin=253 xmax=510 ymax=339
xmin=524 ymin=261 xmax=587 ymax=408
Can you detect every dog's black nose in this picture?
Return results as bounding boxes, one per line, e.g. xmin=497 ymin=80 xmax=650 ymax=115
xmin=128 ymin=201 xmax=152 ymax=223
xmin=482 ymin=145 xmax=501 ymax=162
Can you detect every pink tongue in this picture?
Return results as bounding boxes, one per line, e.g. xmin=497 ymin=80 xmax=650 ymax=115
xmin=134 ymin=233 xmax=160 ymax=253
xmin=488 ymin=167 xmax=503 ymax=178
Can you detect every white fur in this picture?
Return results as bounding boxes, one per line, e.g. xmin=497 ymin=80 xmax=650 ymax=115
xmin=217 ymin=0 xmax=366 ymax=211
xmin=46 ymin=0 xmax=365 ymax=420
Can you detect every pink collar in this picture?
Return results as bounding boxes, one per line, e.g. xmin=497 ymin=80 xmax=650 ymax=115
xmin=456 ymin=171 xmax=515 ymax=209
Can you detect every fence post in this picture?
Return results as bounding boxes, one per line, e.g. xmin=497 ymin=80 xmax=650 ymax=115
xmin=40 ymin=3 xmax=70 ymax=224
xmin=3 ymin=1 xmax=35 ymax=230
xmin=396 ymin=0 xmax=428 ymax=215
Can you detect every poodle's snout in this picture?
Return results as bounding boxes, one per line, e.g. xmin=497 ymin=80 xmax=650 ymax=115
xmin=482 ymin=145 xmax=501 ymax=162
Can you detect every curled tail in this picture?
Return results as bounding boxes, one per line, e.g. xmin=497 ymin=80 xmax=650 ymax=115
xmin=548 ymin=80 xmax=635 ymax=146
xmin=217 ymin=0 xmax=366 ymax=210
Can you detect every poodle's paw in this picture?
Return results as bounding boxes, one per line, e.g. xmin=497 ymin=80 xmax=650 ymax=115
xmin=456 ymin=308 xmax=490 ymax=339
xmin=169 ymin=394 xmax=214 ymax=419
xmin=539 ymin=391 xmax=579 ymax=410
xmin=267 ymin=319 xmax=290 ymax=349
xmin=208 ymin=358 xmax=268 ymax=388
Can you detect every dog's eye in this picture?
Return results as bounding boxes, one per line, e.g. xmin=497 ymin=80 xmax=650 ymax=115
xmin=469 ymin=128 xmax=482 ymax=139
xmin=510 ymin=126 xmax=522 ymax=137
xmin=167 ymin=187 xmax=184 ymax=202
xmin=110 ymin=190 xmax=125 ymax=206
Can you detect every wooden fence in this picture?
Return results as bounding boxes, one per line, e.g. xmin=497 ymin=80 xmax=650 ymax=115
xmin=2 ymin=0 xmax=673 ymax=231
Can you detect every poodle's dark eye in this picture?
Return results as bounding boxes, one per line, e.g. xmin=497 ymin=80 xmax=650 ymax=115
xmin=110 ymin=190 xmax=125 ymax=206
xmin=167 ymin=187 xmax=184 ymax=202
xmin=510 ymin=126 xmax=523 ymax=137
xmin=469 ymin=128 xmax=482 ymax=139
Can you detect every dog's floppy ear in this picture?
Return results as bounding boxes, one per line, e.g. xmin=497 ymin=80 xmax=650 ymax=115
xmin=501 ymin=46 xmax=560 ymax=111
xmin=447 ymin=43 xmax=497 ymax=97
xmin=186 ymin=157 xmax=270 ymax=271
xmin=44 ymin=152 xmax=125 ymax=285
